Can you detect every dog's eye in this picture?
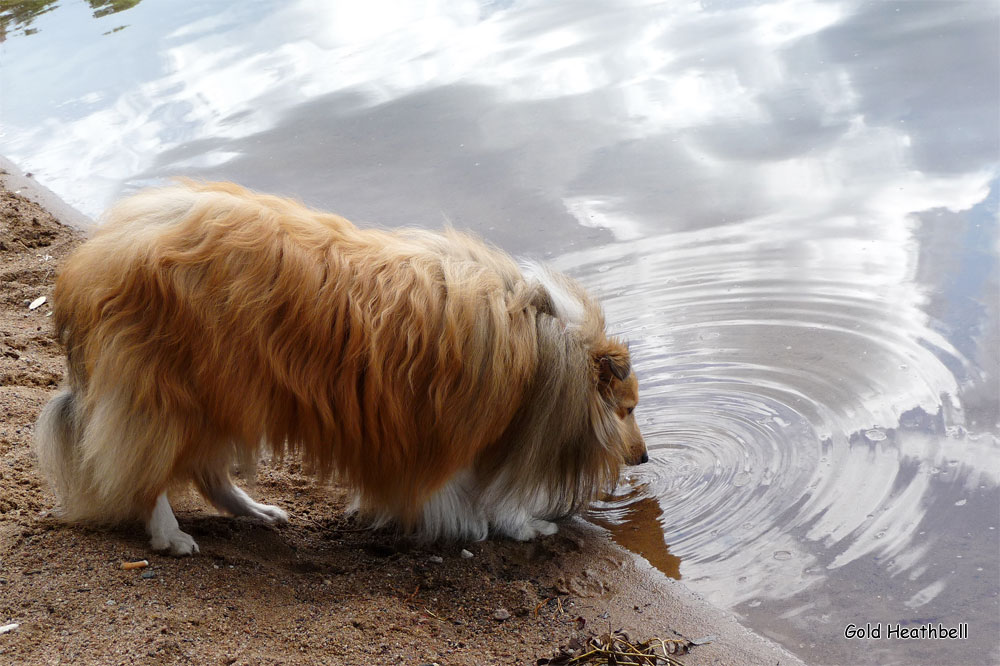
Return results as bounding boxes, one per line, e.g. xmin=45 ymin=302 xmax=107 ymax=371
xmin=626 ymin=407 xmax=634 ymax=415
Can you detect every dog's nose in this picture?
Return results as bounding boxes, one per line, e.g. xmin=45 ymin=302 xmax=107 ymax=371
xmin=639 ymin=452 xmax=649 ymax=464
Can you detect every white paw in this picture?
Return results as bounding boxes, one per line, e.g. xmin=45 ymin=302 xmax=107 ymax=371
xmin=211 ymin=485 xmax=290 ymax=524
xmin=249 ymin=503 xmax=289 ymax=524
xmin=505 ymin=518 xmax=559 ymax=541
xmin=147 ymin=493 xmax=199 ymax=556
xmin=531 ymin=518 xmax=559 ymax=536
xmin=150 ymin=529 xmax=200 ymax=556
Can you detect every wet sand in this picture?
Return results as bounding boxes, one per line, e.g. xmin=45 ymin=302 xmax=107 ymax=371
xmin=0 ymin=162 xmax=804 ymax=665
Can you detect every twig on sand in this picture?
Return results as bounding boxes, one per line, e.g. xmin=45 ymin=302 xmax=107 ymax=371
xmin=537 ymin=629 xmax=709 ymax=666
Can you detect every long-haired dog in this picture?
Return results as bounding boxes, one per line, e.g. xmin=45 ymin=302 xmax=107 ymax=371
xmin=34 ymin=181 xmax=646 ymax=555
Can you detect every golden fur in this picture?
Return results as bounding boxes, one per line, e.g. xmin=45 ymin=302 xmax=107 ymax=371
xmin=35 ymin=181 xmax=645 ymax=552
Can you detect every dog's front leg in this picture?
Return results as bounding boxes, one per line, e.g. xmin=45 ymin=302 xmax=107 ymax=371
xmin=147 ymin=492 xmax=199 ymax=556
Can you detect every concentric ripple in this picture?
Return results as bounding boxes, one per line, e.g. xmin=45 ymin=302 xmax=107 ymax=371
xmin=558 ymin=214 xmax=997 ymax=612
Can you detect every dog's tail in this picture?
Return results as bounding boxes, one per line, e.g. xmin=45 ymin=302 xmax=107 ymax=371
xmin=34 ymin=389 xmax=92 ymax=519
xmin=34 ymin=387 xmax=145 ymax=524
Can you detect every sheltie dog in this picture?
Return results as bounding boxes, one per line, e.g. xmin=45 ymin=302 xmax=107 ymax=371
xmin=34 ymin=181 xmax=646 ymax=555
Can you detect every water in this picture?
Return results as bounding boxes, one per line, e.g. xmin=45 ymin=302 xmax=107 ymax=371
xmin=2 ymin=1 xmax=998 ymax=663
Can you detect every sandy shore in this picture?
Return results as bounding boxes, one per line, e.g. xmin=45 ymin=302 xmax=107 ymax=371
xmin=0 ymin=161 xmax=805 ymax=665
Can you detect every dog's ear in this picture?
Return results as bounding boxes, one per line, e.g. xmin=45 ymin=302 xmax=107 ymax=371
xmin=529 ymin=282 xmax=557 ymax=318
xmin=595 ymin=345 xmax=630 ymax=386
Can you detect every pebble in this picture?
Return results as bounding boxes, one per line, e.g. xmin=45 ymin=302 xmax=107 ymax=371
xmin=459 ymin=549 xmax=473 ymax=559
xmin=140 ymin=571 xmax=157 ymax=580
xmin=428 ymin=556 xmax=443 ymax=564
xmin=105 ymin=600 xmax=116 ymax=606
xmin=28 ymin=296 xmax=46 ymax=311
xmin=493 ymin=608 xmax=510 ymax=621
xmin=0 ymin=623 xmax=18 ymax=635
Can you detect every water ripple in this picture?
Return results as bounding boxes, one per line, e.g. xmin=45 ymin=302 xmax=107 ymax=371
xmin=563 ymin=215 xmax=995 ymax=607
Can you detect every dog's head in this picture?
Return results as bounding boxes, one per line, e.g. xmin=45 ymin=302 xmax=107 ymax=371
xmin=474 ymin=268 xmax=648 ymax=522
xmin=593 ymin=342 xmax=647 ymax=466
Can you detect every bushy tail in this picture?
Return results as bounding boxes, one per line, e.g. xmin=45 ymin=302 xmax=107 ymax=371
xmin=33 ymin=388 xmax=131 ymax=523
xmin=34 ymin=389 xmax=88 ymax=516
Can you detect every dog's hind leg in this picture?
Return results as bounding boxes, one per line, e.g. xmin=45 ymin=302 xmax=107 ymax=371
xmin=147 ymin=492 xmax=199 ymax=555
xmin=195 ymin=470 xmax=289 ymax=524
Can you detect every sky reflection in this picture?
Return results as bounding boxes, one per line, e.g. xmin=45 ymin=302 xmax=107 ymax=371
xmin=3 ymin=0 xmax=995 ymax=238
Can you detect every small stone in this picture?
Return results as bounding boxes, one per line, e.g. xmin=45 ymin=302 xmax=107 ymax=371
xmin=28 ymin=296 xmax=46 ymax=311
xmin=105 ymin=600 xmax=116 ymax=606
xmin=0 ymin=623 xmax=18 ymax=635
xmin=428 ymin=556 xmax=443 ymax=564
xmin=493 ymin=608 xmax=510 ymax=621
xmin=460 ymin=549 xmax=473 ymax=559
xmin=140 ymin=571 xmax=157 ymax=580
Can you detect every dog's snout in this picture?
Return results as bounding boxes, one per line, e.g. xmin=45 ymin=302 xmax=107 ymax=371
xmin=627 ymin=450 xmax=649 ymax=466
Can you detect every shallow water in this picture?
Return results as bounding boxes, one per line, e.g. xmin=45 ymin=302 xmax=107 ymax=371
xmin=2 ymin=1 xmax=998 ymax=663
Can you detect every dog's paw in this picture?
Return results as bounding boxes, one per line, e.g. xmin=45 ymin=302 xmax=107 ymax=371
xmin=531 ymin=518 xmax=559 ymax=537
xmin=505 ymin=518 xmax=559 ymax=541
xmin=250 ymin=503 xmax=289 ymax=524
xmin=150 ymin=529 xmax=200 ymax=556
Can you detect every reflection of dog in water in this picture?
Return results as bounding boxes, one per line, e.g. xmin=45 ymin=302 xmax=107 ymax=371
xmin=35 ymin=180 xmax=647 ymax=554
xmin=590 ymin=487 xmax=680 ymax=580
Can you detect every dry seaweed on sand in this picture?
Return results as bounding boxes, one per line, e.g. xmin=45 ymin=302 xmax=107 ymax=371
xmin=537 ymin=629 xmax=711 ymax=665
